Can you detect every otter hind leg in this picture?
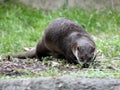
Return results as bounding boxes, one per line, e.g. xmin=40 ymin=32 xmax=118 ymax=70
xmin=36 ymin=40 xmax=50 ymax=60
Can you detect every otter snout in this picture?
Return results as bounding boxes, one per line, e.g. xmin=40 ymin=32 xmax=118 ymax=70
xmin=78 ymin=52 xmax=96 ymax=68
xmin=72 ymin=45 xmax=96 ymax=68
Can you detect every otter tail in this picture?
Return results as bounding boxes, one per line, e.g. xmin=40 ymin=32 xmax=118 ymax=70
xmin=12 ymin=49 xmax=36 ymax=59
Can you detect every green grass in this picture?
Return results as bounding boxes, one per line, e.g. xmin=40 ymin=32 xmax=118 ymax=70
xmin=0 ymin=2 xmax=120 ymax=79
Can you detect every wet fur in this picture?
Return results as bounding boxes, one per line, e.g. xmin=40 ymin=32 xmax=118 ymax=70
xmin=12 ymin=18 xmax=96 ymax=65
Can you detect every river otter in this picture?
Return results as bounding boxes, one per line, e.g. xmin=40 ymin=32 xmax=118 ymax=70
xmin=12 ymin=18 xmax=96 ymax=67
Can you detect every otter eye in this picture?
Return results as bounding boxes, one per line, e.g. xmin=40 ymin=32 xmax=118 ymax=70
xmin=77 ymin=47 xmax=81 ymax=51
xmin=80 ymin=57 xmax=84 ymax=60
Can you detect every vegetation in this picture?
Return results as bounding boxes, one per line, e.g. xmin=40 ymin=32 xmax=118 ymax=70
xmin=0 ymin=2 xmax=120 ymax=79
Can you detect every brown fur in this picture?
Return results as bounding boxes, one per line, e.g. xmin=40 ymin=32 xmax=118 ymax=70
xmin=12 ymin=18 xmax=96 ymax=67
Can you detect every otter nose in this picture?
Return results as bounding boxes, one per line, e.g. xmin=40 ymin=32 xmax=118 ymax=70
xmin=82 ymin=63 xmax=90 ymax=68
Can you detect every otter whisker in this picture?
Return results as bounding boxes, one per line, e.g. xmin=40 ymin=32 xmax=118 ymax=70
xmin=91 ymin=51 xmax=98 ymax=62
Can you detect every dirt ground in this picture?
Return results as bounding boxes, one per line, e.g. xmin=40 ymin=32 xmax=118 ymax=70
xmin=0 ymin=55 xmax=101 ymax=76
xmin=0 ymin=56 xmax=80 ymax=76
xmin=0 ymin=54 xmax=119 ymax=77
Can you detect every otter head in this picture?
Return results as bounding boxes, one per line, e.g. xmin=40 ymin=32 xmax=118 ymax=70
xmin=72 ymin=39 xmax=96 ymax=68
